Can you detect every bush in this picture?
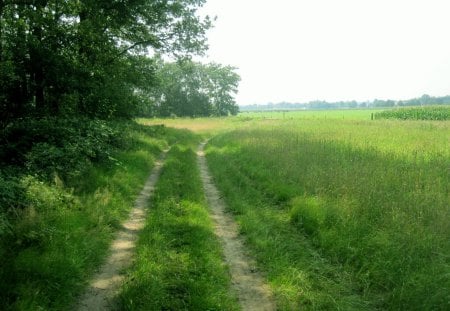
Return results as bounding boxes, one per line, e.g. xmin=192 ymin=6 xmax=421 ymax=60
xmin=0 ymin=174 xmax=25 ymax=238
xmin=0 ymin=117 xmax=126 ymax=182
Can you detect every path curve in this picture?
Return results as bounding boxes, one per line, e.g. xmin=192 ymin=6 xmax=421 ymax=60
xmin=76 ymin=149 xmax=169 ymax=310
xmin=197 ymin=142 xmax=276 ymax=311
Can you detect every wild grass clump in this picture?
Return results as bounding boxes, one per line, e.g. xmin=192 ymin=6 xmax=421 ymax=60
xmin=118 ymin=140 xmax=239 ymax=310
xmin=0 ymin=120 xmax=178 ymax=310
xmin=206 ymin=119 xmax=449 ymax=310
xmin=374 ymin=105 xmax=450 ymax=120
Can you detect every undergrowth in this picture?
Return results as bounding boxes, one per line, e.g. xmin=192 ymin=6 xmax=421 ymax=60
xmin=118 ymin=138 xmax=239 ymax=310
xmin=0 ymin=119 xmax=180 ymax=310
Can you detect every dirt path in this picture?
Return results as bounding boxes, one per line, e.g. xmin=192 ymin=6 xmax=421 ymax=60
xmin=76 ymin=149 xmax=169 ymax=311
xmin=197 ymin=142 xmax=276 ymax=311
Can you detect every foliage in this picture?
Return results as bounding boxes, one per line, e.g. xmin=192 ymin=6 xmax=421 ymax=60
xmin=0 ymin=117 xmax=126 ymax=181
xmin=374 ymin=106 xmax=450 ymax=120
xmin=140 ymin=59 xmax=240 ymax=117
xmin=0 ymin=117 xmax=126 ymax=252
xmin=0 ymin=0 xmax=211 ymax=125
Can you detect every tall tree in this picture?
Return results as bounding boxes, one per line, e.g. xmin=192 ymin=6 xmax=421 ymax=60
xmin=148 ymin=59 xmax=240 ymax=117
xmin=0 ymin=0 xmax=211 ymax=127
xmin=205 ymin=63 xmax=240 ymax=116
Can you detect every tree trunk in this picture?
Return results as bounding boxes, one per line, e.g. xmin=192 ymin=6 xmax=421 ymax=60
xmin=30 ymin=0 xmax=48 ymax=114
xmin=0 ymin=1 xmax=4 ymax=62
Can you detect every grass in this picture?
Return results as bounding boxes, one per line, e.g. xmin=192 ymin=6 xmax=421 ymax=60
xmin=137 ymin=109 xmax=384 ymax=136
xmin=137 ymin=117 xmax=237 ymax=135
xmin=3 ymin=110 xmax=448 ymax=310
xmin=203 ymin=117 xmax=450 ymax=310
xmin=118 ymin=135 xmax=239 ymax=310
xmin=206 ymin=147 xmax=375 ymax=310
xmin=0 ymin=123 xmax=182 ymax=310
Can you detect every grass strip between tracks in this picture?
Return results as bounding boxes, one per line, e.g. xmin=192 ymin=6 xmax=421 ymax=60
xmin=118 ymin=137 xmax=239 ymax=310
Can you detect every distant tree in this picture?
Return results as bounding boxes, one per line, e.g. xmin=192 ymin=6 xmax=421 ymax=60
xmin=149 ymin=60 xmax=240 ymax=117
xmin=204 ymin=63 xmax=240 ymax=116
xmin=419 ymin=94 xmax=431 ymax=106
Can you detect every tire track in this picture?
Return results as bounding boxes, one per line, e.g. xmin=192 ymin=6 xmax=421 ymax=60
xmin=197 ymin=141 xmax=276 ymax=311
xmin=76 ymin=148 xmax=169 ymax=311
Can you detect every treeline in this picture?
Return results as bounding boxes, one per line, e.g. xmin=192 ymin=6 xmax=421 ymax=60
xmin=138 ymin=59 xmax=240 ymax=117
xmin=0 ymin=0 xmax=239 ymax=128
xmin=241 ymin=94 xmax=450 ymax=111
xmin=0 ymin=0 xmax=240 ymax=180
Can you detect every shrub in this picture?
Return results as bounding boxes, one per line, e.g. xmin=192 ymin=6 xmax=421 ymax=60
xmin=0 ymin=117 xmax=126 ymax=182
xmin=0 ymin=174 xmax=25 ymax=239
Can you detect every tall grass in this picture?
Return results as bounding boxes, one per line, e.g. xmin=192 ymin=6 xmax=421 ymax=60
xmin=0 ymin=123 xmax=181 ymax=310
xmin=118 ymin=138 xmax=239 ymax=310
xmin=206 ymin=119 xmax=450 ymax=309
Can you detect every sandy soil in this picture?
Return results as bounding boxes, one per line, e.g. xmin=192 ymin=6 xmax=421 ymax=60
xmin=76 ymin=149 xmax=168 ymax=311
xmin=197 ymin=141 xmax=276 ymax=311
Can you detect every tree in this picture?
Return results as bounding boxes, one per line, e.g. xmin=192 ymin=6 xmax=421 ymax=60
xmin=204 ymin=63 xmax=240 ymax=116
xmin=149 ymin=59 xmax=240 ymax=117
xmin=0 ymin=0 xmax=211 ymax=127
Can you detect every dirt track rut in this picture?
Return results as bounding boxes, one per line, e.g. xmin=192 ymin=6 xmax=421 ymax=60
xmin=197 ymin=141 xmax=275 ymax=311
xmin=77 ymin=142 xmax=275 ymax=311
xmin=76 ymin=149 xmax=168 ymax=310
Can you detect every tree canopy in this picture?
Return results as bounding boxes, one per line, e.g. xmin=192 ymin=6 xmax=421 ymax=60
xmin=0 ymin=0 xmax=215 ymax=127
xmin=143 ymin=59 xmax=239 ymax=117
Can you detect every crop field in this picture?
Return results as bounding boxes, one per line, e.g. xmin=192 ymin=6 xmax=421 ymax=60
xmin=374 ymin=105 xmax=450 ymax=120
xmin=143 ymin=110 xmax=450 ymax=310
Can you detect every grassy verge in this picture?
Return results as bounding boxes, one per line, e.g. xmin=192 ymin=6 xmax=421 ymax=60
xmin=0 ymin=122 xmax=182 ymax=310
xmin=118 ymin=136 xmax=239 ymax=310
xmin=205 ymin=120 xmax=449 ymax=310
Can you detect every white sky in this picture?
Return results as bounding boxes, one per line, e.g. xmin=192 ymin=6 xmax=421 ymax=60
xmin=198 ymin=0 xmax=450 ymax=105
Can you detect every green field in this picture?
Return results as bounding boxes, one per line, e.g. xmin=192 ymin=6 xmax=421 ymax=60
xmin=142 ymin=110 xmax=450 ymax=310
xmin=2 ymin=110 xmax=448 ymax=310
xmin=239 ymin=109 xmax=382 ymax=120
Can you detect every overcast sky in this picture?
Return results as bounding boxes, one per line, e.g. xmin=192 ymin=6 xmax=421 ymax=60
xmin=198 ymin=0 xmax=450 ymax=105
